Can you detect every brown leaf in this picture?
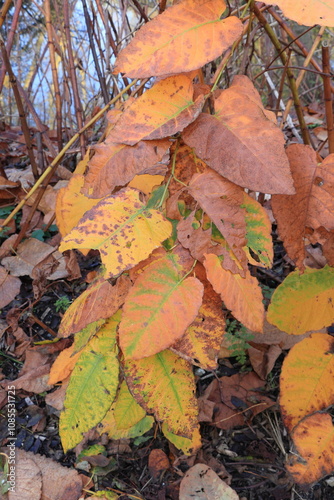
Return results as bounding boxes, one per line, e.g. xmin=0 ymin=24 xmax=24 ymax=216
xmin=148 ymin=449 xmax=170 ymax=478
xmin=2 ymin=349 xmax=52 ymax=394
xmin=199 ymin=372 xmax=275 ymax=430
xmin=272 ymin=145 xmax=334 ymax=269
xmin=82 ymin=138 xmax=170 ymax=199
xmin=45 ymin=377 xmax=70 ymax=411
xmin=183 ymin=75 xmax=294 ymax=194
xmin=7 ymin=449 xmax=82 ymax=500
xmin=247 ymin=343 xmax=282 ymax=380
xmin=179 ymin=464 xmax=239 ymax=500
xmin=1 ymin=238 xmax=56 ymax=277
xmin=188 ymin=168 xmax=248 ymax=271
xmin=0 ymin=266 xmax=21 ymax=308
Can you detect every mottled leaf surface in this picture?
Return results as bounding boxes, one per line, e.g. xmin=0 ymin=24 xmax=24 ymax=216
xmin=59 ymin=187 xmax=172 ymax=278
xmin=267 ymin=266 xmax=334 ymax=334
xmin=287 ymin=413 xmax=334 ymax=486
xmin=82 ymin=139 xmax=170 ymax=199
xmin=183 ymin=76 xmax=294 ymax=194
xmin=107 ymin=75 xmax=204 ymax=145
xmin=58 ymin=276 xmax=131 ymax=337
xmin=119 ymin=253 xmax=203 ymax=359
xmin=262 ymin=0 xmax=334 ymax=26
xmin=59 ymin=313 xmax=121 ymax=452
xmin=125 ymin=349 xmax=200 ymax=443
xmin=180 ymin=464 xmax=239 ymax=499
xmin=114 ymin=0 xmax=243 ymax=78
xmin=272 ymin=145 xmax=334 ymax=269
xmin=280 ymin=333 xmax=334 ymax=431
xmin=204 ymin=253 xmax=264 ymax=332
xmin=113 ymin=380 xmax=147 ymax=430
xmin=243 ymin=193 xmax=273 ymax=267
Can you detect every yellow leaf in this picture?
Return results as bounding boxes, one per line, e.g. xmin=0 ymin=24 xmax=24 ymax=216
xmin=59 ymin=313 xmax=121 ymax=452
xmin=56 ymin=174 xmax=104 ymax=243
xmin=280 ymin=333 xmax=334 ymax=431
xmin=161 ymin=422 xmax=201 ymax=455
xmin=114 ymin=0 xmax=243 ymax=78
xmin=287 ymin=413 xmax=334 ymax=486
xmin=48 ymin=345 xmax=81 ymax=385
xmin=128 ymin=174 xmax=165 ymax=195
xmin=125 ymin=349 xmax=200 ymax=445
xmin=59 ymin=187 xmax=172 ymax=278
xmin=119 ymin=253 xmax=204 ymax=359
xmin=113 ymin=381 xmax=146 ymax=429
xmin=107 ymin=75 xmax=204 ymax=145
xmin=267 ymin=266 xmax=334 ymax=334
xmin=204 ymin=253 xmax=264 ymax=332
xmin=262 ymin=0 xmax=334 ymax=27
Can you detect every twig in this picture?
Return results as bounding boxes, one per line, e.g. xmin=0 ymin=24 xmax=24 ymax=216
xmin=45 ymin=0 xmax=63 ymax=152
xmin=322 ymin=42 xmax=334 ymax=154
xmin=0 ymin=0 xmax=23 ymax=93
xmin=0 ymin=0 xmax=12 ymax=29
xmin=0 ymin=78 xmax=138 ymax=230
xmin=251 ymin=2 xmax=311 ymax=146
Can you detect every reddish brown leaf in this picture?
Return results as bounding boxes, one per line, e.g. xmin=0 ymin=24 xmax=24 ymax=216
xmin=0 ymin=265 xmax=21 ymax=308
xmin=188 ymin=168 xmax=248 ymax=271
xmin=82 ymin=139 xmax=170 ymax=199
xmin=148 ymin=449 xmax=170 ymax=478
xmin=183 ymin=75 xmax=295 ymax=194
xmin=272 ymin=145 xmax=334 ymax=269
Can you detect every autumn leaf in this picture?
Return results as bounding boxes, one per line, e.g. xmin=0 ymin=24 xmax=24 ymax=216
xmin=58 ymin=275 xmax=131 ymax=337
xmin=271 ymin=145 xmax=334 ymax=270
xmin=59 ymin=312 xmax=121 ymax=452
xmin=180 ymin=464 xmax=239 ymax=500
xmin=204 ymin=253 xmax=264 ymax=332
xmin=242 ymin=193 xmax=273 ymax=268
xmin=119 ymin=253 xmax=204 ymax=359
xmin=183 ymin=75 xmax=295 ymax=194
xmin=125 ymin=349 xmax=200 ymax=450
xmin=267 ymin=266 xmax=334 ymax=334
xmin=56 ymin=175 xmax=104 ymax=245
xmin=48 ymin=344 xmax=81 ymax=385
xmin=0 ymin=265 xmax=21 ymax=308
xmin=128 ymin=174 xmax=165 ymax=195
xmin=262 ymin=0 xmax=334 ymax=27
xmin=280 ymin=333 xmax=334 ymax=431
xmin=82 ymin=139 xmax=170 ymax=199
xmin=188 ymin=168 xmax=248 ymax=271
xmin=113 ymin=380 xmax=147 ymax=430
xmin=59 ymin=187 xmax=172 ymax=278
xmin=114 ymin=0 xmax=243 ymax=78
xmin=161 ymin=422 xmax=201 ymax=455
xmin=287 ymin=413 xmax=334 ymax=486
xmin=172 ymin=263 xmax=225 ymax=370
xmin=107 ymin=75 xmax=204 ymax=145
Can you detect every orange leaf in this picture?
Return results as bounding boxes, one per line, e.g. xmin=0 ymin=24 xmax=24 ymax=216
xmin=287 ymin=413 xmax=334 ymax=486
xmin=59 ymin=187 xmax=172 ymax=278
xmin=280 ymin=333 xmax=334 ymax=432
xmin=58 ymin=275 xmax=131 ymax=337
xmin=204 ymin=253 xmax=264 ymax=332
xmin=272 ymin=145 xmax=334 ymax=269
xmin=128 ymin=174 xmax=165 ymax=195
xmin=262 ymin=1 xmax=334 ymax=27
xmin=172 ymin=263 xmax=225 ymax=370
xmin=188 ymin=168 xmax=248 ymax=271
xmin=82 ymin=139 xmax=170 ymax=199
xmin=107 ymin=75 xmax=204 ymax=145
xmin=119 ymin=253 xmax=204 ymax=359
xmin=48 ymin=345 xmax=81 ymax=385
xmin=114 ymin=0 xmax=243 ymax=78
xmin=183 ymin=75 xmax=295 ymax=194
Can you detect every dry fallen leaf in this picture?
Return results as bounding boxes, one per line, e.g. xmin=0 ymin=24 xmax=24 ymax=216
xmin=0 ymin=265 xmax=21 ymax=308
xmin=179 ymin=463 xmax=239 ymax=500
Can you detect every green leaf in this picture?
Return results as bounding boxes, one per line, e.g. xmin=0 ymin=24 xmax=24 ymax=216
xmin=267 ymin=266 xmax=334 ymax=334
xmin=60 ymin=312 xmax=121 ymax=452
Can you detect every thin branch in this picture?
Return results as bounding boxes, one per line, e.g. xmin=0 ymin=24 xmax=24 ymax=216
xmin=322 ymin=42 xmax=334 ymax=154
